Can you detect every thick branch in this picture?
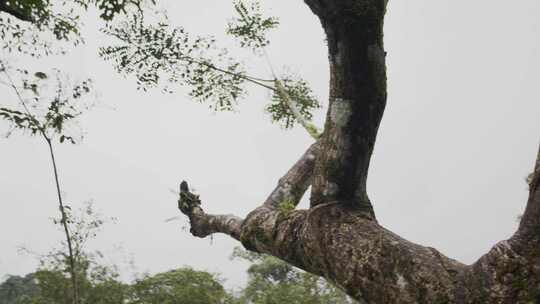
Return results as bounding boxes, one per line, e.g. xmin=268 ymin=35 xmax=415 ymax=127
xmin=239 ymin=202 xmax=469 ymax=303
xmin=515 ymin=143 xmax=540 ymax=242
xmin=178 ymin=141 xmax=320 ymax=240
xmin=307 ymin=0 xmax=388 ymax=213
xmin=177 ymin=181 xmax=243 ymax=240
xmin=263 ymin=141 xmax=320 ymax=209
xmin=175 ymin=131 xmax=539 ymax=303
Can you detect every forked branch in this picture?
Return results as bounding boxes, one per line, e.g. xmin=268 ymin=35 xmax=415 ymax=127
xmin=177 ymin=141 xmax=320 ymax=241
xmin=263 ymin=141 xmax=320 ymax=209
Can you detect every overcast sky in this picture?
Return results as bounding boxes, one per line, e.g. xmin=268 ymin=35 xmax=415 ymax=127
xmin=1 ymin=0 xmax=539 ymax=290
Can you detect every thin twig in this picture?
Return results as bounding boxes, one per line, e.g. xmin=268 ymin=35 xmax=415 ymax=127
xmin=178 ymin=56 xmax=276 ymax=90
xmin=45 ymin=137 xmax=79 ymax=304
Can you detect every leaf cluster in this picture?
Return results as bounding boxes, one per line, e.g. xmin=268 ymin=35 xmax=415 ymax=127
xmin=226 ymin=0 xmax=279 ymax=51
xmin=100 ymin=13 xmax=247 ymax=111
xmin=52 ymin=202 xmax=116 ymax=258
xmin=0 ymin=0 xmax=85 ymax=57
xmin=278 ymin=198 xmax=296 ymax=217
xmin=99 ymin=2 xmax=321 ymax=134
xmin=0 ymin=14 xmax=78 ymax=57
xmin=78 ymin=0 xmax=153 ymax=21
xmin=0 ymin=107 xmax=41 ymax=135
xmin=8 ymin=203 xmax=124 ymax=304
xmin=0 ymin=63 xmax=94 ymax=144
xmin=266 ymin=75 xmax=321 ymax=129
xmin=0 ymin=274 xmax=39 ymax=304
xmin=0 ymin=0 xmax=154 ymax=57
xmin=129 ymin=269 xmax=230 ymax=304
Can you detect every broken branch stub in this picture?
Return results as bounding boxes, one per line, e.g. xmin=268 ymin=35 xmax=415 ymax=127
xmin=178 ymin=180 xmax=201 ymax=214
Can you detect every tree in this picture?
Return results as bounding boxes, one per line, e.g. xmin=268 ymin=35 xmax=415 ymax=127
xmin=0 ymin=59 xmax=94 ymax=304
xmin=0 ymin=274 xmax=38 ymax=304
xmin=0 ymin=2 xmax=149 ymax=303
xmin=129 ymin=269 xmax=231 ymax=304
xmin=15 ymin=203 xmax=128 ymax=304
xmin=3 ymin=1 xmax=539 ymax=303
xmin=0 ymin=202 xmax=232 ymax=304
xmin=172 ymin=2 xmax=540 ymax=303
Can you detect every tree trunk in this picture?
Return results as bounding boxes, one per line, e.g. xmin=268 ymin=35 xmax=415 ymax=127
xmin=179 ymin=1 xmax=540 ymax=303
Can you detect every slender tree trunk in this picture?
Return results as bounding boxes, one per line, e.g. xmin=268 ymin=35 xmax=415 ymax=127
xmin=1 ymin=62 xmax=79 ymax=304
xmin=46 ymin=139 xmax=79 ymax=304
xmin=179 ymin=1 xmax=540 ymax=303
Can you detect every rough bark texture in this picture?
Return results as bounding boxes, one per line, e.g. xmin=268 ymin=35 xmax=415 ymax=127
xmin=179 ymin=1 xmax=540 ymax=303
xmin=305 ymin=0 xmax=387 ymax=216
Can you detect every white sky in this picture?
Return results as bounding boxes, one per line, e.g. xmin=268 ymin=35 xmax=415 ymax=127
xmin=1 ymin=0 xmax=539 ymax=290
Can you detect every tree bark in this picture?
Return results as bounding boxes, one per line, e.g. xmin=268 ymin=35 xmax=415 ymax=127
xmin=516 ymin=145 xmax=540 ymax=243
xmin=178 ymin=1 xmax=540 ymax=303
xmin=307 ymin=0 xmax=387 ymax=215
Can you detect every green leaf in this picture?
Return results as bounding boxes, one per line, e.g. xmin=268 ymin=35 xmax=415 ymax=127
xmin=34 ymin=71 xmax=48 ymax=79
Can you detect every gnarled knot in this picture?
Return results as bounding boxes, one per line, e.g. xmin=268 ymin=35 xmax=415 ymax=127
xmin=178 ymin=180 xmax=201 ymax=214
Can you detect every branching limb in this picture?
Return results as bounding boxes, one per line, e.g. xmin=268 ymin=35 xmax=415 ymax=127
xmin=177 ymin=181 xmax=243 ymax=240
xmin=174 ymin=58 xmax=322 ymax=140
xmin=181 ymin=57 xmax=275 ymax=89
xmin=263 ymin=141 xmax=320 ymax=209
xmin=177 ymin=141 xmax=320 ymax=240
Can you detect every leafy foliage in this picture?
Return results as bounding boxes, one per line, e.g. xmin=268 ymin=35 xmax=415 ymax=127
xmin=0 ymin=0 xmax=84 ymax=57
xmin=278 ymin=198 xmax=296 ymax=217
xmin=1 ymin=215 xmax=355 ymax=304
xmin=26 ymin=266 xmax=127 ymax=304
xmin=129 ymin=269 xmax=231 ymax=304
xmin=266 ymin=74 xmax=321 ymax=129
xmin=84 ymin=0 xmax=151 ymax=22
xmin=0 ymin=107 xmax=41 ymax=135
xmin=226 ymin=0 xmax=279 ymax=51
xmin=0 ymin=0 xmax=154 ymax=57
xmin=18 ymin=203 xmax=125 ymax=304
xmin=100 ymin=13 xmax=247 ymax=111
xmin=0 ymin=12 xmax=79 ymax=56
xmin=3 ymin=203 xmax=230 ymax=304
xmin=99 ymin=1 xmax=322 ymax=134
xmin=0 ymin=61 xmax=94 ymax=143
xmin=51 ymin=202 xmax=117 ymax=260
xmin=0 ymin=274 xmax=39 ymax=304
